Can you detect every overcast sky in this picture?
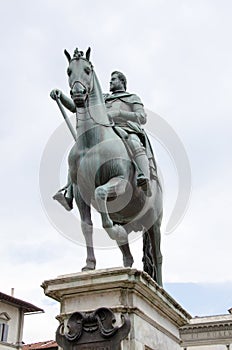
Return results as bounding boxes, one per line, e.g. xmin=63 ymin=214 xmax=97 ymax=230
xmin=1 ymin=0 xmax=232 ymax=343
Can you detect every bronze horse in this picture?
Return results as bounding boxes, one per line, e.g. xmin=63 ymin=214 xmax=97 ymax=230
xmin=54 ymin=48 xmax=163 ymax=285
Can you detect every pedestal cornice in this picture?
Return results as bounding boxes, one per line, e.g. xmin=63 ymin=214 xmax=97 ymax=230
xmin=41 ymin=267 xmax=191 ymax=328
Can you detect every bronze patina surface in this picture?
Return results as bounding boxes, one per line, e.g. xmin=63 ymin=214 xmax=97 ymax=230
xmin=50 ymin=48 xmax=163 ymax=285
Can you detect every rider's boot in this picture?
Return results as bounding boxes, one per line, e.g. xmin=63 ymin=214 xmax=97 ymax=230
xmin=53 ymin=184 xmax=73 ymax=211
xmin=134 ymin=148 xmax=152 ymax=197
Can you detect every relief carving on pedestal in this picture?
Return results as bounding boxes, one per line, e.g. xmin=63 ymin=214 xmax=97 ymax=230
xmin=56 ymin=307 xmax=130 ymax=350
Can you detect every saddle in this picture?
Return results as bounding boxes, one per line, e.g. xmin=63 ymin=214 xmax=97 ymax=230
xmin=112 ymin=126 xmax=158 ymax=182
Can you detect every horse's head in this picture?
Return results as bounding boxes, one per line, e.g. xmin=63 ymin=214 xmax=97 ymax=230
xmin=64 ymin=47 xmax=93 ymax=108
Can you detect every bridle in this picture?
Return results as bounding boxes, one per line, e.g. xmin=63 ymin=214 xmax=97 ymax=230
xmin=69 ymin=59 xmax=114 ymax=127
xmin=69 ymin=57 xmax=94 ymax=97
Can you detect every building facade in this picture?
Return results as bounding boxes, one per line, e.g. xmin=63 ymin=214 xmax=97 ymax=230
xmin=180 ymin=314 xmax=232 ymax=349
xmin=0 ymin=292 xmax=43 ymax=350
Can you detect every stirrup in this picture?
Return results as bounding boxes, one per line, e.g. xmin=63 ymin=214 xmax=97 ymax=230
xmin=137 ymin=176 xmax=152 ymax=197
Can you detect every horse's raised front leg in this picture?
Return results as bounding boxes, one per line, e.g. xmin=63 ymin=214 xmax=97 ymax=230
xmin=73 ymin=184 xmax=96 ymax=271
xmin=95 ymin=177 xmax=129 ymax=245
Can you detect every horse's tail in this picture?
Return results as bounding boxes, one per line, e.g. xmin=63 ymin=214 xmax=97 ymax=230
xmin=142 ymin=230 xmax=154 ymax=278
xmin=142 ymin=206 xmax=163 ymax=285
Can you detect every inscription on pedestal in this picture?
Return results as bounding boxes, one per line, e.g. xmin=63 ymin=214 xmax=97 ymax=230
xmin=56 ymin=307 xmax=130 ymax=350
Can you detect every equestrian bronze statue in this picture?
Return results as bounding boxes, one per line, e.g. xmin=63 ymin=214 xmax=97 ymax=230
xmin=50 ymin=48 xmax=163 ymax=286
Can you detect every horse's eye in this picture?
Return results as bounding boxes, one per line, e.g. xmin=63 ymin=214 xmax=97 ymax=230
xmin=84 ymin=67 xmax=91 ymax=75
xmin=67 ymin=68 xmax=72 ymax=76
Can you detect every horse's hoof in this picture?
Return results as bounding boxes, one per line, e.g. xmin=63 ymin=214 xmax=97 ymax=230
xmin=105 ymin=225 xmax=128 ymax=244
xmin=81 ymin=262 xmax=96 ymax=271
xmin=81 ymin=266 xmax=95 ymax=272
xmin=123 ymin=257 xmax=134 ymax=268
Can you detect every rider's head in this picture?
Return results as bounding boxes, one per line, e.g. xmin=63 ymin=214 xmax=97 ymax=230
xmin=110 ymin=71 xmax=127 ymax=92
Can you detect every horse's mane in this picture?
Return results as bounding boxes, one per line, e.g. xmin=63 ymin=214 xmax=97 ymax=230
xmin=88 ymin=71 xmax=111 ymax=126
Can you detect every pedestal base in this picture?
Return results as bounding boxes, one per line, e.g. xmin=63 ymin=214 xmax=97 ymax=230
xmin=42 ymin=268 xmax=191 ymax=349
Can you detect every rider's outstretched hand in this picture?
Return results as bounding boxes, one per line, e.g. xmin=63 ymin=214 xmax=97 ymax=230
xmin=50 ymin=89 xmax=62 ymax=100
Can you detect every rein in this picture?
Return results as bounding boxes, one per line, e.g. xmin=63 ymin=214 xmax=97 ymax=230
xmin=75 ymin=103 xmax=115 ymax=127
xmin=72 ymin=69 xmax=114 ymax=127
xmin=85 ymin=101 xmax=115 ymax=127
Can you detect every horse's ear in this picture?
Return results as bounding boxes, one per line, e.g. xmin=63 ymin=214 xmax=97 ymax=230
xmin=86 ymin=47 xmax=91 ymax=61
xmin=64 ymin=49 xmax=71 ymax=63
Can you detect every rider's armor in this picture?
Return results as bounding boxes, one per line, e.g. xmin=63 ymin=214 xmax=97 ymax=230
xmin=104 ymin=91 xmax=153 ymax=194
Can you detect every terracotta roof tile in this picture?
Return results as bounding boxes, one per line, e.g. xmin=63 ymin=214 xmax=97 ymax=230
xmin=23 ymin=341 xmax=57 ymax=350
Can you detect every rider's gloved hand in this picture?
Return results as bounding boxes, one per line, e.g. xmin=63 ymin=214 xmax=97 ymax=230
xmin=50 ymin=89 xmax=62 ymax=100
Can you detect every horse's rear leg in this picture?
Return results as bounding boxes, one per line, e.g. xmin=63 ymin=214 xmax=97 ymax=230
xmin=117 ymin=242 xmax=134 ymax=268
xmin=73 ymin=185 xmax=96 ymax=271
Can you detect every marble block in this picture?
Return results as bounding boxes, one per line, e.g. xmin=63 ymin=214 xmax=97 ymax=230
xmin=42 ymin=267 xmax=191 ymax=349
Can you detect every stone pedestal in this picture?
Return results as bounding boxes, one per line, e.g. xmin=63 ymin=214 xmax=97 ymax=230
xmin=42 ymin=268 xmax=191 ymax=349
